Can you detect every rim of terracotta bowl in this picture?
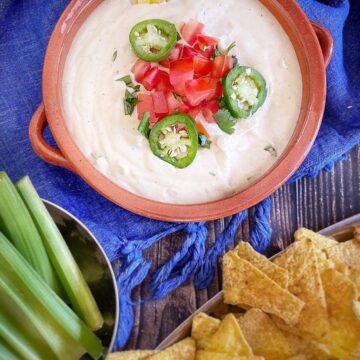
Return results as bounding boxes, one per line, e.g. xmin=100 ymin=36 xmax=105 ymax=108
xmin=41 ymin=0 xmax=327 ymax=222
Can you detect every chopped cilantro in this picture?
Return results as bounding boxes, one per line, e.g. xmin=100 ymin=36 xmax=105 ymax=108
xmin=264 ymin=145 xmax=278 ymax=157
xmin=112 ymin=50 xmax=118 ymax=62
xmin=138 ymin=112 xmax=150 ymax=138
xmin=124 ymin=89 xmax=139 ymax=116
xmin=214 ymin=109 xmax=237 ymax=134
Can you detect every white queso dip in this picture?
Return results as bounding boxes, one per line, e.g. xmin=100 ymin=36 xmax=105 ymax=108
xmin=62 ymin=0 xmax=302 ymax=204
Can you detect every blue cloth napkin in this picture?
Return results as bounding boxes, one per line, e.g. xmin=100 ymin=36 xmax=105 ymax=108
xmin=0 ymin=0 xmax=359 ymax=349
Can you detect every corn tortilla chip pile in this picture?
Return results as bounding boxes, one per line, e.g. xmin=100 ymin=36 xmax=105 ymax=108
xmin=110 ymin=227 xmax=360 ymax=360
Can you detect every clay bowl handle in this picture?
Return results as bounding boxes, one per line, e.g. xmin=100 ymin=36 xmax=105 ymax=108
xmin=311 ymin=21 xmax=333 ymax=68
xmin=29 ymin=103 xmax=73 ymax=171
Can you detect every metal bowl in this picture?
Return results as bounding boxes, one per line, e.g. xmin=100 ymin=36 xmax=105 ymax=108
xmin=43 ymin=200 xmax=118 ymax=359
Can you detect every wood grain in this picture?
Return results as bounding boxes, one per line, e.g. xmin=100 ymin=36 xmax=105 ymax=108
xmin=125 ymin=144 xmax=360 ymax=350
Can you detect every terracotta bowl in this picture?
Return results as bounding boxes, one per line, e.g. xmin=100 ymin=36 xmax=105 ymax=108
xmin=29 ymin=0 xmax=333 ymax=222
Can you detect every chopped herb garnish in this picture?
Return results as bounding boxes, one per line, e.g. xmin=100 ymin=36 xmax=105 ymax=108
xmin=118 ymin=75 xmax=141 ymax=115
xmin=177 ymin=32 xmax=182 ymax=41
xmin=138 ymin=112 xmax=150 ymax=138
xmin=213 ymin=41 xmax=237 ymax=58
xmin=264 ymin=145 xmax=278 ymax=157
xmin=214 ymin=109 xmax=237 ymax=135
xmin=224 ymin=41 xmax=236 ymax=54
xmin=124 ymin=89 xmax=139 ymax=115
xmin=116 ymin=75 xmax=140 ymax=90
xmin=198 ymin=134 xmax=212 ymax=149
xmin=218 ymin=97 xmax=227 ymax=109
xmin=112 ymin=50 xmax=118 ymax=62
xmin=173 ymin=92 xmax=184 ymax=104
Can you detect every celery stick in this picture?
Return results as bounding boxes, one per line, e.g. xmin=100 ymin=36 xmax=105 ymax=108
xmin=0 ymin=172 xmax=62 ymax=296
xmin=0 ymin=292 xmax=57 ymax=360
xmin=16 ymin=176 xmax=104 ymax=331
xmin=0 ymin=232 xmax=104 ymax=359
xmin=0 ymin=337 xmax=24 ymax=360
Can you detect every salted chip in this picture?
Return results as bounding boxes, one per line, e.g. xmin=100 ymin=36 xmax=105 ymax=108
xmin=294 ymin=228 xmax=337 ymax=263
xmin=321 ymin=269 xmax=360 ymax=358
xmin=354 ymin=226 xmax=360 ymax=242
xmin=234 ymin=242 xmax=288 ymax=288
xmin=203 ymin=313 xmax=252 ymax=356
xmin=238 ymin=308 xmax=303 ymax=360
xmin=285 ymin=355 xmax=307 ymax=360
xmin=147 ymin=338 xmax=195 ymax=360
xmin=191 ymin=313 xmax=220 ymax=349
xmin=196 ymin=351 xmax=264 ymax=360
xmin=273 ymin=238 xmax=330 ymax=341
xmin=223 ymin=252 xmax=304 ymax=326
xmin=108 ymin=350 xmax=156 ymax=359
xmin=326 ymin=239 xmax=360 ymax=271
xmin=322 ymin=257 xmax=360 ymax=295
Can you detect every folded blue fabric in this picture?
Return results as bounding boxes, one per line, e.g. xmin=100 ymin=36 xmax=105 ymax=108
xmin=0 ymin=0 xmax=359 ymax=349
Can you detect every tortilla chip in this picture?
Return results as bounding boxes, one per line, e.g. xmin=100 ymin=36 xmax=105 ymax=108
xmin=234 ymin=242 xmax=288 ymax=288
xmin=238 ymin=308 xmax=303 ymax=360
xmin=321 ymin=257 xmax=360 ymax=296
xmin=326 ymin=239 xmax=360 ymax=271
xmin=203 ymin=314 xmax=252 ymax=356
xmin=294 ymin=228 xmax=337 ymax=263
xmin=196 ymin=351 xmax=264 ymax=360
xmin=191 ymin=313 xmax=220 ymax=349
xmin=147 ymin=338 xmax=195 ymax=360
xmin=108 ymin=350 xmax=156 ymax=360
xmin=285 ymin=355 xmax=307 ymax=360
xmin=354 ymin=226 xmax=360 ymax=243
xmin=273 ymin=238 xmax=330 ymax=341
xmin=223 ymin=252 xmax=304 ymax=326
xmin=321 ymin=269 xmax=360 ymax=358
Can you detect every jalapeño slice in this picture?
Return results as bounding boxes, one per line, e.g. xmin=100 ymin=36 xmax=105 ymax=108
xmin=149 ymin=114 xmax=198 ymax=168
xmin=223 ymin=66 xmax=267 ymax=118
xmin=129 ymin=19 xmax=178 ymax=62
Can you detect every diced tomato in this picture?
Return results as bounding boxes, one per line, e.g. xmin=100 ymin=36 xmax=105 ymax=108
xmin=195 ymin=118 xmax=210 ymax=138
xmin=141 ymin=67 xmax=160 ymax=91
xmin=169 ymin=58 xmax=194 ymax=95
xmin=211 ymin=55 xmax=234 ymax=79
xmin=215 ymin=81 xmax=223 ymax=97
xmin=187 ymin=105 xmax=202 ymax=119
xmin=182 ymin=45 xmax=200 ymax=59
xmin=193 ymin=42 xmax=214 ymax=59
xmin=131 ymin=59 xmax=151 ymax=83
xmin=194 ymin=57 xmax=213 ymax=77
xmin=137 ymin=93 xmax=157 ymax=123
xmin=152 ymin=91 xmax=168 ymax=116
xmin=179 ymin=104 xmax=190 ymax=113
xmin=202 ymin=99 xmax=219 ymax=123
xmin=180 ymin=19 xmax=204 ymax=45
xmin=184 ymin=78 xmax=217 ymax=106
xmin=155 ymin=71 xmax=172 ymax=92
xmin=166 ymin=92 xmax=183 ymax=113
xmin=197 ymin=34 xmax=218 ymax=47
xmin=159 ymin=43 xmax=184 ymax=67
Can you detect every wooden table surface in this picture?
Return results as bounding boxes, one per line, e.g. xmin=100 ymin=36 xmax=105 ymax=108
xmin=125 ymin=144 xmax=360 ymax=350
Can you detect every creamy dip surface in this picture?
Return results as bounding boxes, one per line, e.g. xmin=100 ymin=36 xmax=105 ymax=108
xmin=62 ymin=0 xmax=302 ymax=204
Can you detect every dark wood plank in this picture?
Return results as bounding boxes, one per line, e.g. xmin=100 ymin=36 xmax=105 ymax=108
xmin=126 ymin=144 xmax=360 ymax=350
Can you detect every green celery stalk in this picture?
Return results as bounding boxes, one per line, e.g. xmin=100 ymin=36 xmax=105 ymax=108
xmin=0 ymin=232 xmax=104 ymax=359
xmin=16 ymin=176 xmax=104 ymax=331
xmin=0 ymin=292 xmax=57 ymax=360
xmin=0 ymin=172 xmax=62 ymax=296
xmin=0 ymin=337 xmax=24 ymax=360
